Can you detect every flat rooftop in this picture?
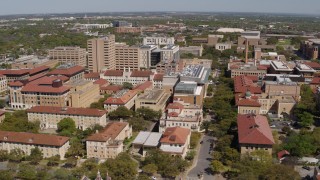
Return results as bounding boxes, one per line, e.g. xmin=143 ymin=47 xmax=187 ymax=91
xmin=138 ymin=89 xmax=164 ymax=100
xmin=180 ymin=65 xmax=204 ymax=78
xmin=271 ymin=61 xmax=292 ymax=71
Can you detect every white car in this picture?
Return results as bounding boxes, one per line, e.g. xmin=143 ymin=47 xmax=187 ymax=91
xmin=270 ymin=125 xmax=276 ymax=128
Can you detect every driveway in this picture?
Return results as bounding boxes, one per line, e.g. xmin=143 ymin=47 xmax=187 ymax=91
xmin=187 ymin=135 xmax=215 ymax=180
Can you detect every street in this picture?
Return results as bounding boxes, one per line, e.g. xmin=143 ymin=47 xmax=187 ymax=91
xmin=187 ymin=135 xmax=215 ymax=180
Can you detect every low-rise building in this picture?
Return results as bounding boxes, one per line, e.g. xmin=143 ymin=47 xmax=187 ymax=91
xmin=135 ymin=89 xmax=171 ymax=112
xmin=159 ymin=99 xmax=203 ymax=133
xmin=86 ymin=122 xmax=132 ymax=159
xmin=215 ymin=43 xmax=232 ymax=51
xmin=102 ymin=70 xmax=153 ymax=86
xmin=237 ymin=114 xmax=275 ymax=155
xmin=0 ymin=131 xmax=69 ymax=160
xmin=143 ymin=36 xmax=175 ymax=46
xmin=0 ymin=75 xmax=7 ymax=93
xmin=104 ymin=89 xmax=138 ymax=112
xmin=180 ymin=46 xmax=203 ymax=57
xmin=27 ymin=106 xmax=107 ymax=130
xmin=115 ymin=27 xmax=141 ymax=33
xmin=269 ymin=61 xmax=293 ymax=74
xmin=160 ymin=127 xmax=191 ymax=158
xmin=132 ymin=131 xmax=162 ymax=157
xmin=174 ymin=81 xmax=204 ymax=106
xmin=47 ymin=64 xmax=85 ymax=83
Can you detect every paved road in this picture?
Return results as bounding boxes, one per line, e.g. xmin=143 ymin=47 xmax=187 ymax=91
xmin=187 ymin=135 xmax=215 ymax=180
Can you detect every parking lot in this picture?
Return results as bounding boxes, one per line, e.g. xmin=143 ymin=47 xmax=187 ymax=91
xmin=295 ymin=166 xmax=315 ymax=178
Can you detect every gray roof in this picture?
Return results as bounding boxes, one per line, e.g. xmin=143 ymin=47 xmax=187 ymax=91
xmin=132 ymin=131 xmax=162 ymax=147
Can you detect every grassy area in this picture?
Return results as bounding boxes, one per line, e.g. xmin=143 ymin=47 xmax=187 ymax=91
xmin=124 ymin=132 xmax=139 ymax=150
xmin=277 ymin=39 xmax=291 ymax=46
xmin=190 ymin=132 xmax=202 ymax=149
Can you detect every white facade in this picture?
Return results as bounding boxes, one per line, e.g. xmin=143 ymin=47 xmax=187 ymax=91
xmin=143 ymin=37 xmax=175 ymax=46
xmin=139 ymin=45 xmax=158 ymax=69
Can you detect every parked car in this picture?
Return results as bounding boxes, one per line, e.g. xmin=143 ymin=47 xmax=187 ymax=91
xmin=270 ymin=125 xmax=276 ymax=128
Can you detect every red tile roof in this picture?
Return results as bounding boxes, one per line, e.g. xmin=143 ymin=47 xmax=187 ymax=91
xmin=47 ymin=66 xmax=85 ymax=77
xmin=311 ymin=77 xmax=320 ymax=85
xmin=94 ymin=79 xmax=109 ymax=87
xmin=168 ymin=112 xmax=179 ymax=117
xmin=304 ymin=62 xmax=320 ymax=69
xmin=8 ymin=81 xmax=24 ymax=87
xmin=27 ymin=106 xmax=107 ymax=117
xmin=167 ymin=102 xmax=184 ymax=110
xmin=0 ymin=131 xmax=69 ymax=147
xmin=86 ymin=122 xmax=128 ymax=142
xmin=21 ymin=84 xmax=71 ymax=94
xmin=160 ymin=127 xmax=190 ymax=145
xmin=84 ymin=72 xmax=100 ymax=79
xmin=133 ymin=81 xmax=152 ymax=91
xmin=237 ymin=114 xmax=275 ymax=145
xmin=101 ymin=85 xmax=123 ymax=92
xmin=28 ymin=66 xmax=49 ymax=75
xmin=234 ymin=75 xmax=262 ymax=94
xmin=104 ymin=90 xmax=138 ymax=105
xmin=0 ymin=69 xmax=29 ymax=76
xmin=27 ymin=72 xmax=47 ymax=82
xmin=257 ymin=65 xmax=269 ymax=70
xmin=153 ymin=73 xmax=164 ymax=81
xmin=104 ymin=70 xmax=123 ymax=76
xmin=237 ymin=99 xmax=261 ymax=107
xmin=130 ymin=70 xmax=153 ymax=77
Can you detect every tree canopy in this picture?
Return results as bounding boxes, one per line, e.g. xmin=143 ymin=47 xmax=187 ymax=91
xmin=57 ymin=118 xmax=76 ymax=136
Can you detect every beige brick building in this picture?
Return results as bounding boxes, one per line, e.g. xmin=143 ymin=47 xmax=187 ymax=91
xmin=0 ymin=131 xmax=70 ymax=160
xmin=115 ymin=43 xmax=141 ymax=71
xmin=86 ymin=122 xmax=132 ymax=159
xmin=104 ymin=89 xmax=138 ymax=112
xmin=87 ymin=35 xmax=116 ymax=72
xmin=27 ymin=106 xmax=107 ymax=130
xmin=135 ymin=89 xmax=171 ymax=112
xmin=0 ymin=75 xmax=7 ymax=93
xmin=49 ymin=46 xmax=86 ymax=67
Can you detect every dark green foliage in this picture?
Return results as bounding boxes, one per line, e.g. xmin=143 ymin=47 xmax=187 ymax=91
xmin=109 ymin=106 xmax=134 ymax=120
xmin=0 ymin=110 xmax=39 ymax=133
xmin=136 ymin=107 xmax=162 ymax=121
xmin=127 ymin=117 xmax=150 ymax=131
xmin=57 ymin=118 xmax=76 ymax=136
xmin=123 ymin=82 xmax=133 ymax=90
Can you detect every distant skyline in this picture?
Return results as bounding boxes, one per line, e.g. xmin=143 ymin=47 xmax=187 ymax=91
xmin=1 ymin=0 xmax=320 ymax=16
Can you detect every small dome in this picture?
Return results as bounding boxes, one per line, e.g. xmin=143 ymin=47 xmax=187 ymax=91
xmin=245 ymin=91 xmax=251 ymax=97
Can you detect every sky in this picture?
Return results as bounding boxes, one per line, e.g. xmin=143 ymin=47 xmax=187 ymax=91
xmin=1 ymin=0 xmax=320 ymax=16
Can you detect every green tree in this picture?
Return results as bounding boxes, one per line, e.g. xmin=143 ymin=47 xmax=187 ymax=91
xmin=0 ymin=110 xmax=39 ymax=133
xmin=267 ymin=37 xmax=278 ymax=45
xmin=185 ymin=150 xmax=196 ymax=161
xmin=283 ymin=133 xmax=316 ymax=157
xmin=27 ymin=147 xmax=43 ymax=165
xmin=190 ymin=132 xmax=202 ymax=149
xmin=128 ymin=117 xmax=150 ymax=132
xmin=65 ymin=137 xmax=85 ymax=158
xmin=47 ymin=155 xmax=60 ymax=167
xmin=57 ymin=118 xmax=76 ymax=136
xmin=101 ymin=153 xmax=138 ymax=180
xmin=261 ymin=164 xmax=300 ymax=180
xmin=211 ymin=160 xmax=224 ymax=173
xmin=136 ymin=107 xmax=162 ymax=121
xmin=17 ymin=164 xmax=37 ymax=180
xmin=0 ymin=150 xmax=8 ymax=162
xmin=8 ymin=148 xmax=25 ymax=162
xmin=123 ymin=82 xmax=133 ymax=90
xmin=0 ymin=170 xmax=14 ymax=180
xmin=0 ymin=100 xmax=5 ymax=108
xmin=109 ymin=106 xmax=133 ymax=120
xmin=142 ymin=164 xmax=158 ymax=175
xmin=299 ymin=112 xmax=314 ymax=128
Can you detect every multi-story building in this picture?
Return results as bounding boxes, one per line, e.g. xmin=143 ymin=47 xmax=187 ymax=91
xmin=9 ymin=77 xmax=71 ymax=109
xmin=47 ymin=64 xmax=85 ymax=83
xmin=160 ymin=45 xmax=180 ymax=63
xmin=135 ymin=89 xmax=171 ymax=112
xmin=115 ymin=27 xmax=141 ymax=34
xmin=102 ymin=70 xmax=153 ymax=86
xmin=65 ymin=80 xmax=100 ymax=108
xmin=86 ymin=122 xmax=132 ymax=159
xmin=112 ymin=21 xmax=132 ymax=27
xmin=269 ymin=61 xmax=293 ymax=74
xmin=49 ymin=47 xmax=86 ymax=67
xmin=0 ymin=75 xmax=7 ymax=93
xmin=174 ymin=81 xmax=204 ymax=106
xmin=0 ymin=66 xmax=50 ymax=82
xmin=300 ymin=39 xmax=320 ymax=60
xmin=0 ymin=131 xmax=70 ymax=160
xmin=115 ymin=43 xmax=141 ymax=71
xmin=207 ymin=35 xmax=224 ymax=46
xmin=160 ymin=127 xmax=191 ymax=158
xmin=27 ymin=106 xmax=107 ymax=130
xmin=238 ymin=31 xmax=261 ymax=47
xmin=139 ymin=45 xmax=161 ymax=69
xmin=143 ymin=37 xmax=175 ymax=46
xmin=87 ymin=35 xmax=116 ymax=72
xmin=237 ymin=114 xmax=274 ymax=155
xmin=159 ymin=99 xmax=203 ymax=133
xmin=104 ymin=89 xmax=138 ymax=112
xmin=229 ymin=62 xmax=267 ymax=78
xmin=11 ymin=55 xmax=59 ymax=69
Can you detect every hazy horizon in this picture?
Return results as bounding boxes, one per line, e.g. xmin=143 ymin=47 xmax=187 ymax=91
xmin=1 ymin=0 xmax=320 ymax=16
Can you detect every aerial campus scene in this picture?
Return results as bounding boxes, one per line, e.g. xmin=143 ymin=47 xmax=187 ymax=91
xmin=0 ymin=0 xmax=319 ymax=179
